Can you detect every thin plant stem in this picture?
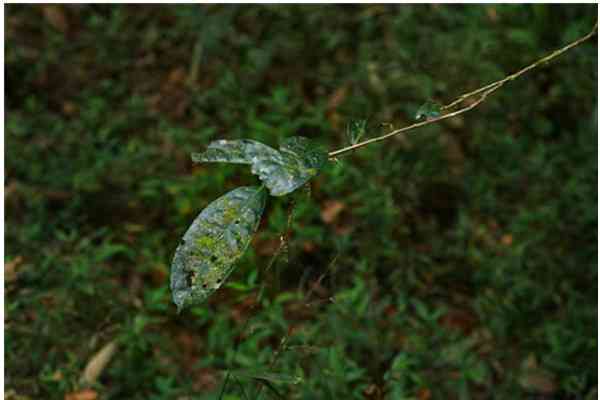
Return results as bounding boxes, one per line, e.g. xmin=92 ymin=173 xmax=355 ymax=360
xmin=328 ymin=20 xmax=597 ymax=159
xmin=442 ymin=20 xmax=598 ymax=111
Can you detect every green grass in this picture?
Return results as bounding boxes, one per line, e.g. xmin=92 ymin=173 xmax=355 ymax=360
xmin=5 ymin=4 xmax=598 ymax=399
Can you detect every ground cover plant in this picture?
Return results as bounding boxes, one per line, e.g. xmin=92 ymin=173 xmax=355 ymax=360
xmin=5 ymin=4 xmax=598 ymax=399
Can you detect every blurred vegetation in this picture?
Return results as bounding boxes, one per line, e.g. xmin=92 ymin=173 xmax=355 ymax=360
xmin=5 ymin=4 xmax=597 ymax=400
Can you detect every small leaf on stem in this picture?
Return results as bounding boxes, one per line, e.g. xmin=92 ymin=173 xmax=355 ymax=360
xmin=415 ymin=100 xmax=442 ymax=121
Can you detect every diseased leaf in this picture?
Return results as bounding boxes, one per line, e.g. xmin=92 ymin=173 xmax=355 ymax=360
xmin=280 ymin=136 xmax=328 ymax=170
xmin=192 ymin=136 xmax=328 ymax=196
xmin=191 ymin=139 xmax=279 ymax=165
xmin=170 ymin=186 xmax=266 ymax=311
xmin=250 ymin=149 xmax=318 ymax=197
xmin=415 ymin=100 xmax=442 ymax=120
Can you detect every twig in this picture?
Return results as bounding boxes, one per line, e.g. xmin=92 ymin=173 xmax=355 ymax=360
xmin=233 ymin=375 xmax=251 ymax=400
xmin=328 ymin=20 xmax=597 ymax=159
xmin=442 ymin=20 xmax=598 ymax=111
xmin=217 ymin=371 xmax=232 ymax=400
xmin=252 ymin=336 xmax=289 ymax=400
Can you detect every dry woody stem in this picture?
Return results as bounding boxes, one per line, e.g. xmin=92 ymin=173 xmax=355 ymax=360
xmin=328 ymin=20 xmax=598 ymax=159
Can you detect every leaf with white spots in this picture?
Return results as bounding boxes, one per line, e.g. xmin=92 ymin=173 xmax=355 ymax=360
xmin=191 ymin=139 xmax=280 ymax=165
xmin=170 ymin=186 xmax=267 ymax=311
xmin=280 ymin=136 xmax=328 ymax=173
xmin=192 ymin=137 xmax=328 ymax=196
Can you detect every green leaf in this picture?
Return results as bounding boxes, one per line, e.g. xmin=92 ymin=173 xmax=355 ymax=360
xmin=192 ymin=136 xmax=328 ymax=196
xmin=170 ymin=186 xmax=266 ymax=311
xmin=345 ymin=119 xmax=367 ymax=145
xmin=415 ymin=100 xmax=441 ymax=120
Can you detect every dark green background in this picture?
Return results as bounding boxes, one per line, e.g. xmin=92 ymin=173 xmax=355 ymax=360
xmin=5 ymin=5 xmax=598 ymax=399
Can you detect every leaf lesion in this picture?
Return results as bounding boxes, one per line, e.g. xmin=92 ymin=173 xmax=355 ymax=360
xmin=192 ymin=136 xmax=328 ymax=196
xmin=170 ymin=186 xmax=267 ymax=311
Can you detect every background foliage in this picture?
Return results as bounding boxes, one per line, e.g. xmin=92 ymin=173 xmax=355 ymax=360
xmin=5 ymin=4 xmax=598 ymax=399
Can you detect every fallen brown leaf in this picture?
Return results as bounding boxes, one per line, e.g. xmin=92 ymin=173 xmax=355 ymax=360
xmin=519 ymin=369 xmax=557 ymax=394
xmin=439 ymin=308 xmax=478 ymax=335
xmin=320 ymin=200 xmax=345 ymax=224
xmin=302 ymin=241 xmax=316 ymax=253
xmin=487 ymin=6 xmax=499 ymax=22
xmin=519 ymin=354 xmax=557 ymax=394
xmin=5 ymin=181 xmax=18 ymax=199
xmin=362 ymin=383 xmax=382 ymax=399
xmin=62 ymin=101 xmax=77 ymax=116
xmin=167 ymin=67 xmax=187 ymax=86
xmin=501 ymin=234 xmax=513 ymax=246
xmin=81 ymin=341 xmax=118 ymax=384
xmin=5 ymin=256 xmax=23 ymax=283
xmin=193 ymin=368 xmax=219 ymax=392
xmin=417 ymin=388 xmax=432 ymax=400
xmin=327 ymin=85 xmax=349 ymax=110
xmin=333 ymin=224 xmax=353 ymax=236
xmin=51 ymin=370 xmax=64 ymax=381
xmin=42 ymin=5 xmax=69 ymax=33
xmin=253 ymin=237 xmax=281 ymax=256
xmin=65 ymin=389 xmax=97 ymax=400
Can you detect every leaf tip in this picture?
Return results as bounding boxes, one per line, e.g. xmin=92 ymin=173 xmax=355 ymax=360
xmin=190 ymin=152 xmax=203 ymax=163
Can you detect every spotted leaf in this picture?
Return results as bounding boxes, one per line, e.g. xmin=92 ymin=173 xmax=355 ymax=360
xmin=191 ymin=139 xmax=280 ymax=165
xmin=192 ymin=136 xmax=328 ymax=196
xmin=170 ymin=186 xmax=267 ymax=311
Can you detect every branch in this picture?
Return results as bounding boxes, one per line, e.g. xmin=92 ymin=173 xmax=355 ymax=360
xmin=328 ymin=20 xmax=598 ymax=159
